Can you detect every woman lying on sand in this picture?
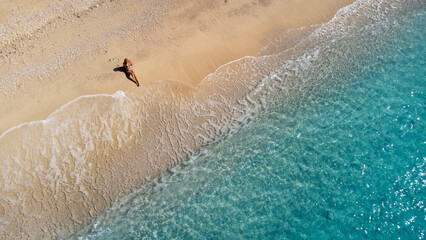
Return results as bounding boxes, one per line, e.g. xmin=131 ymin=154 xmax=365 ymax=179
xmin=123 ymin=58 xmax=140 ymax=87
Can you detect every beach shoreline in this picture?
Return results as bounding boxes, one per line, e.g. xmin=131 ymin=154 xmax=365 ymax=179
xmin=0 ymin=0 xmax=353 ymax=135
xmin=0 ymin=0 xmax=356 ymax=238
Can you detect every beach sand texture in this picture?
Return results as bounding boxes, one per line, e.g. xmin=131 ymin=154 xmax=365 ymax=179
xmin=0 ymin=0 xmax=354 ymax=238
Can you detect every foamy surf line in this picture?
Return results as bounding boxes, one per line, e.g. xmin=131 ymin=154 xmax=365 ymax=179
xmin=1 ymin=0 xmax=422 ymax=238
xmin=0 ymin=91 xmax=128 ymax=140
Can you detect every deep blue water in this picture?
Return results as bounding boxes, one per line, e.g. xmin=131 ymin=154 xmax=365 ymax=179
xmin=78 ymin=3 xmax=425 ymax=240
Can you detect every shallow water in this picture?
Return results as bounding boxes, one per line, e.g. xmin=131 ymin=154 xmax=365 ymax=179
xmin=76 ymin=1 xmax=425 ymax=239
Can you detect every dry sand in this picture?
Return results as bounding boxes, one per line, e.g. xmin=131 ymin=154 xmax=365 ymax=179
xmin=0 ymin=0 xmax=353 ymax=135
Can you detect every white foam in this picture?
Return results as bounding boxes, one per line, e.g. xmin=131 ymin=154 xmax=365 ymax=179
xmin=0 ymin=91 xmax=127 ymax=140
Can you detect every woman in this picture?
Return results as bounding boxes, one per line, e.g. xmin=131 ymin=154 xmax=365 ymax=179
xmin=123 ymin=58 xmax=140 ymax=87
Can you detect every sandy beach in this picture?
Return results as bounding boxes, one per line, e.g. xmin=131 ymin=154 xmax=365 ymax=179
xmin=0 ymin=0 xmax=355 ymax=238
xmin=0 ymin=0 xmax=353 ymax=134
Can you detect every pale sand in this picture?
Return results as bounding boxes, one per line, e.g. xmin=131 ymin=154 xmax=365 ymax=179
xmin=0 ymin=0 xmax=353 ymax=135
xmin=0 ymin=0 xmax=355 ymax=238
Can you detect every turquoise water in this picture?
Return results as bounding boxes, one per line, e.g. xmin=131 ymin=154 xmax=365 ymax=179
xmin=77 ymin=2 xmax=425 ymax=240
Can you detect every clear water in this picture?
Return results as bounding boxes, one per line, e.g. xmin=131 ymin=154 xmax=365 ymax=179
xmin=78 ymin=3 xmax=425 ymax=240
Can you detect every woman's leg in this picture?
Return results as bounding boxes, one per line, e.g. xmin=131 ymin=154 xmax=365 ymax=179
xmin=131 ymin=72 xmax=140 ymax=86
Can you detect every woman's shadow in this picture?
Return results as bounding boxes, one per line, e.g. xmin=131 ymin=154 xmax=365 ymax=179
xmin=113 ymin=66 xmax=138 ymax=85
